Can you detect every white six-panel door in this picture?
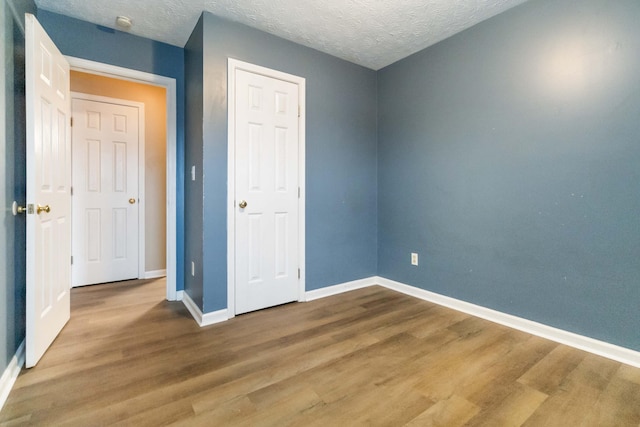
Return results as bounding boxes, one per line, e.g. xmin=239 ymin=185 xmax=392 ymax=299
xmin=234 ymin=68 xmax=301 ymax=315
xmin=71 ymin=96 xmax=141 ymax=286
xmin=25 ymin=14 xmax=71 ymax=367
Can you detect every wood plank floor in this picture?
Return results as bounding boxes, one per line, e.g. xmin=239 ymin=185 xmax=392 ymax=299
xmin=2 ymin=279 xmax=640 ymax=426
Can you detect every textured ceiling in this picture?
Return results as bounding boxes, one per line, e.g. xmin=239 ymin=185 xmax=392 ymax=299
xmin=34 ymin=0 xmax=528 ymax=70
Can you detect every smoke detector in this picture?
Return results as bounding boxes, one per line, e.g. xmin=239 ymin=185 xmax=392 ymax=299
xmin=115 ymin=16 xmax=133 ymax=30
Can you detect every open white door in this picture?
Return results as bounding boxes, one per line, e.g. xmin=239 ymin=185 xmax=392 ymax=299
xmin=25 ymin=13 xmax=71 ymax=368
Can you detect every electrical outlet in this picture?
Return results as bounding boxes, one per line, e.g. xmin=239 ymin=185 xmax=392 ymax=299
xmin=191 ymin=261 xmax=195 ymax=276
xmin=411 ymin=253 xmax=419 ymax=266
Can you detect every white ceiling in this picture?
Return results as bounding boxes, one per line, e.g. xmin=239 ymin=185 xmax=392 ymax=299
xmin=34 ymin=0 xmax=528 ymax=70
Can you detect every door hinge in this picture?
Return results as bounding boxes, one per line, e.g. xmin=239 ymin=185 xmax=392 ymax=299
xmin=70 ymin=117 xmax=73 ymax=127
xmin=298 ymin=187 xmax=300 ymax=198
xmin=71 ymin=256 xmax=73 ymax=265
xmin=70 ymin=186 xmax=73 ymax=196
xmin=298 ymin=268 xmax=300 ymax=279
xmin=298 ymin=105 xmax=301 ymax=118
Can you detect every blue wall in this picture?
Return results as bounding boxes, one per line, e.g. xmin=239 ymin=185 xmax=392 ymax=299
xmin=183 ymin=15 xmax=204 ymax=308
xmin=378 ymin=0 xmax=640 ymax=350
xmin=1 ymin=0 xmax=35 ymax=379
xmin=36 ymin=10 xmax=186 ymax=292
xmin=4 ymin=0 xmax=636 ymax=378
xmin=184 ymin=13 xmax=378 ymax=312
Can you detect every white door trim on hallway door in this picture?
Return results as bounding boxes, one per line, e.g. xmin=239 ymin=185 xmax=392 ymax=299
xmin=66 ymin=56 xmax=178 ymax=301
xmin=70 ymin=92 xmax=145 ymax=286
xmin=227 ymin=58 xmax=306 ymax=317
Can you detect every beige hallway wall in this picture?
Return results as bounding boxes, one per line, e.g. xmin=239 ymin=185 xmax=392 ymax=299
xmin=71 ymin=70 xmax=167 ymax=273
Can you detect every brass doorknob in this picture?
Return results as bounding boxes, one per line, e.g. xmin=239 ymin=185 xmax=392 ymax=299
xmin=129 ymin=198 xmax=136 ymax=204
xmin=239 ymin=200 xmax=247 ymax=209
xmin=36 ymin=204 xmax=50 ymax=214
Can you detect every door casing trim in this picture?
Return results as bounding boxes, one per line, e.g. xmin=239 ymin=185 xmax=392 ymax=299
xmin=227 ymin=58 xmax=306 ymax=317
xmin=66 ymin=56 xmax=178 ymax=300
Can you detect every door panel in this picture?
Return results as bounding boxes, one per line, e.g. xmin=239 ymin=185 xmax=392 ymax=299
xmin=71 ymin=97 xmax=140 ymax=286
xmin=235 ymin=69 xmax=300 ymax=315
xmin=25 ymin=13 xmax=71 ymax=367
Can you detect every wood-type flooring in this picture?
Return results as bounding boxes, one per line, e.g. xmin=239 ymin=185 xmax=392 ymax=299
xmin=1 ymin=279 xmax=639 ymax=426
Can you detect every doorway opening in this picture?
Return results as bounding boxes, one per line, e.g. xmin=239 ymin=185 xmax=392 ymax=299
xmin=67 ymin=56 xmax=178 ymax=300
xmin=71 ymin=75 xmax=161 ymax=286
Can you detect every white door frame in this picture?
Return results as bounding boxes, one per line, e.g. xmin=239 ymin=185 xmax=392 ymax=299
xmin=70 ymin=92 xmax=146 ymax=285
xmin=66 ymin=56 xmax=178 ymax=300
xmin=227 ymin=58 xmax=306 ymax=318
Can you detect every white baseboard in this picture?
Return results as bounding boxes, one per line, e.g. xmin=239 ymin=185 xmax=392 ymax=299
xmin=182 ymin=291 xmax=229 ymax=327
xmin=0 ymin=340 xmax=25 ymax=412
xmin=145 ymin=269 xmax=167 ymax=279
xmin=301 ymin=275 xmax=640 ymax=368
xmin=374 ymin=276 xmax=640 ymax=369
xmin=182 ymin=275 xmax=639 ymax=368
xmin=166 ymin=289 xmax=183 ymax=302
xmin=201 ymin=309 xmax=229 ymax=327
xmin=304 ymin=276 xmax=378 ymax=302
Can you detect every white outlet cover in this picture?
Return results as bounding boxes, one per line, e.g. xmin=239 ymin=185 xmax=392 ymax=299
xmin=411 ymin=253 xmax=419 ymax=266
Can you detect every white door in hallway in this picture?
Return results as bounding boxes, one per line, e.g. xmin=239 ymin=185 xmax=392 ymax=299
xmin=234 ymin=68 xmax=301 ymax=315
xmin=25 ymin=14 xmax=71 ymax=367
xmin=71 ymin=96 xmax=141 ymax=286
